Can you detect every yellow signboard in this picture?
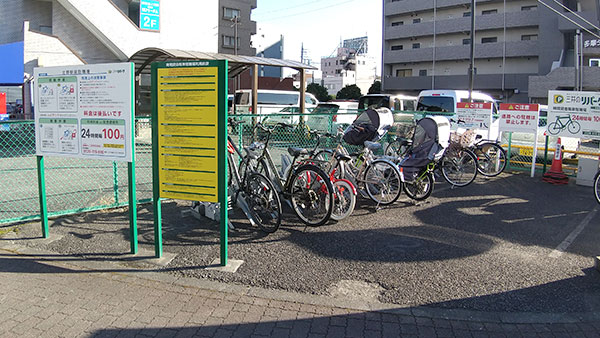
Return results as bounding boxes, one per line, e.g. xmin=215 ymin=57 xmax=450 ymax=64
xmin=156 ymin=66 xmax=219 ymax=202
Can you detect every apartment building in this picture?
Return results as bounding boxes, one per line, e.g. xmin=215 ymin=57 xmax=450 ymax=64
xmin=321 ymin=37 xmax=378 ymax=96
xmin=383 ymin=0 xmax=600 ymax=103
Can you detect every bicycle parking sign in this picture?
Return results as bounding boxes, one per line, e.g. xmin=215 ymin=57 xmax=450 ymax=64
xmin=548 ymin=90 xmax=600 ymax=140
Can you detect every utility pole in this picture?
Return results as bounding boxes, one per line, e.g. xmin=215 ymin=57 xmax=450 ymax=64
xmin=468 ymin=0 xmax=476 ymax=102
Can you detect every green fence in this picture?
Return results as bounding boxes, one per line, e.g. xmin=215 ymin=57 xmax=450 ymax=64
xmin=1 ymin=112 xmax=598 ymax=225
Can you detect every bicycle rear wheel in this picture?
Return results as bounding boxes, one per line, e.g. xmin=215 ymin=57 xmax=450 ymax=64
xmin=331 ymin=180 xmax=356 ymax=221
xmin=244 ymin=172 xmax=282 ymax=233
xmin=594 ymin=170 xmax=600 ymax=204
xmin=364 ymin=160 xmax=402 ymax=205
xmin=475 ymin=142 xmax=507 ymax=177
xmin=289 ymin=164 xmax=333 ymax=226
xmin=441 ymin=148 xmax=478 ymax=187
xmin=404 ymin=171 xmax=434 ymax=201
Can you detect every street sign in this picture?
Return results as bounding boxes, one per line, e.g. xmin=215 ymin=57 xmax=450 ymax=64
xmin=140 ymin=0 xmax=160 ymax=31
xmin=455 ymin=102 xmax=493 ymax=130
xmin=499 ymin=103 xmax=539 ymax=133
xmin=548 ymin=90 xmax=600 ymax=140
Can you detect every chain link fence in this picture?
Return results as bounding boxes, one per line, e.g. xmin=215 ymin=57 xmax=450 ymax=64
xmin=2 ymin=112 xmax=599 ymax=225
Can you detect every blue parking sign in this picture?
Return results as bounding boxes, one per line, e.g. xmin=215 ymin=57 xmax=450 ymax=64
xmin=140 ymin=0 xmax=160 ymax=31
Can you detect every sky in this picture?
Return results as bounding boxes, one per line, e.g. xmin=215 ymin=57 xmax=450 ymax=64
xmin=251 ymin=0 xmax=383 ymax=77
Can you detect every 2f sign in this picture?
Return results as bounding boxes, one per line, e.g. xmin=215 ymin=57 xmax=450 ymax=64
xmin=140 ymin=0 xmax=160 ymax=31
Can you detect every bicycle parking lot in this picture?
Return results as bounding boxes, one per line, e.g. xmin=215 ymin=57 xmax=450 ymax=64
xmin=4 ymin=169 xmax=599 ymax=315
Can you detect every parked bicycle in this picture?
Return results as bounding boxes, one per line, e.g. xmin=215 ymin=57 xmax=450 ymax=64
xmin=226 ymin=119 xmax=282 ymax=233
xmin=594 ymin=168 xmax=600 ymax=204
xmin=248 ymin=122 xmax=335 ymax=226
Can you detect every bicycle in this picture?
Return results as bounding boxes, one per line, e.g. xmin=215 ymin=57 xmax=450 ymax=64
xmin=547 ymin=114 xmax=581 ymax=135
xmin=248 ymin=122 xmax=335 ymax=226
xmin=594 ymin=168 xmax=600 ymax=204
xmin=226 ymin=119 xmax=282 ymax=233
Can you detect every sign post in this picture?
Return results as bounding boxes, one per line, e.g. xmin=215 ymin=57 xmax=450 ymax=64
xmin=33 ymin=63 xmax=137 ymax=252
xmin=498 ymin=103 xmax=540 ymax=177
xmin=151 ymin=60 xmax=228 ymax=264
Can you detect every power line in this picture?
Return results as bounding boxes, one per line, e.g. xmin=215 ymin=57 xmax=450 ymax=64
xmin=257 ymin=0 xmax=356 ymax=22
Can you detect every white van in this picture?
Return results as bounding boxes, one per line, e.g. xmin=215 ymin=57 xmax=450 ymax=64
xmin=417 ymin=90 xmax=500 ymax=140
xmin=233 ymin=89 xmax=318 ymax=116
xmin=358 ymin=94 xmax=417 ymax=112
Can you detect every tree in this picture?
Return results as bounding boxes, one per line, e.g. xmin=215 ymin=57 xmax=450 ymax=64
xmin=368 ymin=81 xmax=381 ymax=94
xmin=336 ymin=85 xmax=362 ymax=100
xmin=306 ymin=83 xmax=329 ymax=102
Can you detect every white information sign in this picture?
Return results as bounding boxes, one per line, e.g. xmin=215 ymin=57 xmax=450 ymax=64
xmin=547 ymin=90 xmax=600 ymax=140
xmin=498 ymin=103 xmax=539 ymax=133
xmin=455 ymin=102 xmax=493 ymax=136
xmin=34 ymin=63 xmax=134 ymax=161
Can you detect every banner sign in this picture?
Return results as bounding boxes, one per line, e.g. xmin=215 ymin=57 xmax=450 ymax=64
xmin=152 ymin=60 xmax=227 ymax=203
xmin=547 ymin=90 xmax=600 ymax=140
xmin=455 ymin=102 xmax=493 ymax=130
xmin=140 ymin=0 xmax=160 ymax=31
xmin=498 ymin=103 xmax=539 ymax=133
xmin=33 ymin=63 xmax=134 ymax=162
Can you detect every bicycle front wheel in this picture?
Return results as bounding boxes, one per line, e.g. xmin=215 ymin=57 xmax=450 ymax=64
xmin=547 ymin=122 xmax=561 ymax=135
xmin=244 ymin=172 xmax=282 ymax=233
xmin=594 ymin=170 xmax=600 ymax=204
xmin=441 ymin=148 xmax=478 ymax=187
xmin=289 ymin=164 xmax=333 ymax=226
xmin=475 ymin=142 xmax=507 ymax=177
xmin=385 ymin=139 xmax=410 ymax=158
xmin=331 ymin=180 xmax=356 ymax=221
xmin=363 ymin=160 xmax=402 ymax=205
xmin=404 ymin=171 xmax=434 ymax=201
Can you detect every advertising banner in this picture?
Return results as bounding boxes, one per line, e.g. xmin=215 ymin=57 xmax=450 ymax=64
xmin=547 ymin=90 xmax=600 ymax=140
xmin=33 ymin=63 xmax=134 ymax=162
xmin=498 ymin=103 xmax=539 ymax=133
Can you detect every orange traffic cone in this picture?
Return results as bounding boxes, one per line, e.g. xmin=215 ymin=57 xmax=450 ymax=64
xmin=542 ymin=137 xmax=569 ymax=185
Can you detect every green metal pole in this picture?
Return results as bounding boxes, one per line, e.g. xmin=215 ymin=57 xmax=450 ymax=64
xmin=128 ymin=162 xmax=137 ymax=254
xmin=507 ymin=132 xmax=512 ymax=170
xmin=113 ymin=161 xmax=119 ymax=205
xmin=151 ymin=63 xmax=162 ymax=258
xmin=219 ymin=60 xmax=229 ymax=267
xmin=543 ymin=135 xmax=549 ymax=173
xmin=36 ymin=156 xmax=49 ymax=238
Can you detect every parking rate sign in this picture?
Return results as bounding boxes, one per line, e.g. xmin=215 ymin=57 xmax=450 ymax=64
xmin=152 ymin=60 xmax=228 ymax=203
xmin=547 ymin=90 xmax=600 ymax=140
xmin=33 ymin=63 xmax=134 ymax=162
xmin=498 ymin=103 xmax=539 ymax=133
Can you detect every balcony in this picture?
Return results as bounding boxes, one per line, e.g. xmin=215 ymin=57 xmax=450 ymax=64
xmin=385 ymin=0 xmax=500 ymax=16
xmin=557 ymin=10 xmax=600 ymax=32
xmin=384 ymin=40 xmax=538 ymax=64
xmin=385 ymin=10 xmax=539 ymax=40
xmin=384 ymin=73 xmax=531 ymax=92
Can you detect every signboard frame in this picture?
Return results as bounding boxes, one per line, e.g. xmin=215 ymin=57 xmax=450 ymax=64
xmin=499 ymin=103 xmax=540 ymax=177
xmin=151 ymin=60 xmax=228 ymax=264
xmin=455 ymin=102 xmax=493 ymax=138
xmin=547 ymin=90 xmax=600 ymax=140
xmin=32 ymin=63 xmax=137 ymax=253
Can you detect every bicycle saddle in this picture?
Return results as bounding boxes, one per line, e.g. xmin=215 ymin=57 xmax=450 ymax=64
xmin=288 ymin=147 xmax=309 ymax=157
xmin=243 ymin=148 xmax=260 ymax=160
xmin=334 ymin=152 xmax=352 ymax=162
xmin=364 ymin=141 xmax=382 ymax=151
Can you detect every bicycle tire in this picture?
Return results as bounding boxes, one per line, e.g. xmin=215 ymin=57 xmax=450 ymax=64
xmin=331 ymin=180 xmax=356 ymax=221
xmin=594 ymin=170 xmax=600 ymax=204
xmin=289 ymin=164 xmax=334 ymax=226
xmin=441 ymin=148 xmax=478 ymax=187
xmin=404 ymin=171 xmax=434 ymax=201
xmin=474 ymin=142 xmax=507 ymax=177
xmin=568 ymin=120 xmax=581 ymax=134
xmin=363 ymin=160 xmax=403 ymax=205
xmin=547 ymin=122 xmax=561 ymax=135
xmin=244 ymin=172 xmax=282 ymax=233
xmin=385 ymin=139 xmax=410 ymax=158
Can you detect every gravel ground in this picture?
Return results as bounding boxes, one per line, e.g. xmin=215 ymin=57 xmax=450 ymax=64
xmin=3 ymin=171 xmax=600 ymax=314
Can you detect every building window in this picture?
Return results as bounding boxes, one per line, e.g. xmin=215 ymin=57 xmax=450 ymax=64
xmin=463 ymin=12 xmax=471 ymax=17
xmin=413 ymin=18 xmax=421 ymax=24
xmin=391 ymin=21 xmax=404 ymax=26
xmin=590 ymin=58 xmax=600 ymax=67
xmin=223 ymin=7 xmax=241 ymax=20
xmin=419 ymin=69 xmax=427 ymax=76
xmin=481 ymin=37 xmax=497 ymax=44
xmin=521 ymin=5 xmax=537 ymax=11
xmin=396 ymin=69 xmax=413 ymax=77
xmin=482 ymin=9 xmax=498 ymax=15
xmin=391 ymin=45 xmax=403 ymax=51
xmin=222 ymin=35 xmax=239 ymax=48
xmin=521 ymin=34 xmax=538 ymax=41
xmin=462 ymin=38 xmax=471 ymax=45
xmin=412 ymin=43 xmax=420 ymax=49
